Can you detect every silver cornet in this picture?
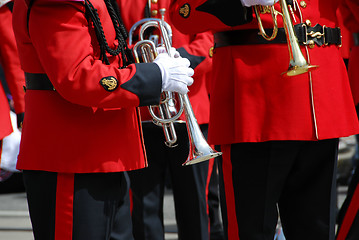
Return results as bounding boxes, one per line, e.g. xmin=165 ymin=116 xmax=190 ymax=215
xmin=130 ymin=16 xmax=222 ymax=165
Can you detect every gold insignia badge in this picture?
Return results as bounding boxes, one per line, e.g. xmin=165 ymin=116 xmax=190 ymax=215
xmin=100 ymin=76 xmax=118 ymax=92
xmin=258 ymin=5 xmax=271 ymax=14
xmin=179 ymin=4 xmax=190 ymax=18
xmin=209 ymin=47 xmax=214 ymax=58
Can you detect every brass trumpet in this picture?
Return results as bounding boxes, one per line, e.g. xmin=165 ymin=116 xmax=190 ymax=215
xmin=131 ymin=17 xmax=222 ymax=165
xmin=254 ymin=0 xmax=318 ymax=76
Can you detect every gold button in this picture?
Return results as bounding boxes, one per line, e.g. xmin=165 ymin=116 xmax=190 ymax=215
xmin=300 ymin=1 xmax=307 ymax=8
xmin=151 ymin=10 xmax=158 ymax=17
xmin=308 ymin=40 xmax=315 ymax=49
xmin=305 ymin=19 xmax=312 ymax=26
xmin=151 ymin=0 xmax=158 ymax=3
xmin=209 ymin=47 xmax=214 ymax=58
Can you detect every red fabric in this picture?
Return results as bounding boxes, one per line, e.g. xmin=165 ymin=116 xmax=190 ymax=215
xmin=340 ymin=0 xmax=359 ymax=33
xmin=337 ymin=9 xmax=353 ymax=60
xmin=336 ymin=183 xmax=359 ymax=240
xmin=221 ymin=145 xmax=239 ymax=240
xmin=336 ymin=2 xmax=359 ymax=238
xmin=349 ymin=46 xmax=359 ymax=105
xmin=117 ymin=0 xmax=212 ymax=125
xmin=55 ymin=173 xmax=74 ymax=240
xmin=205 ymin=158 xmax=214 ymax=235
xmin=170 ymin=0 xmax=359 ymax=145
xmin=0 ymin=85 xmax=11 ymax=140
xmin=340 ymin=0 xmax=359 ymax=105
xmin=12 ymin=0 xmax=148 ymax=172
xmin=0 ymin=5 xmax=25 ymax=139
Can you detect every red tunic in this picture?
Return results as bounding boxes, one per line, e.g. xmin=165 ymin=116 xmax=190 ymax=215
xmin=117 ymin=0 xmax=212 ymax=125
xmin=340 ymin=0 xmax=359 ymax=106
xmin=0 ymin=4 xmax=25 ymax=140
xmin=12 ymin=0 xmax=164 ymax=173
xmin=170 ymin=0 xmax=359 ymax=145
xmin=337 ymin=7 xmax=353 ymax=60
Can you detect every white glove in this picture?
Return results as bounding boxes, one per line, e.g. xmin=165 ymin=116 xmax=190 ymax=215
xmin=0 ymin=0 xmax=11 ymax=8
xmin=157 ymin=46 xmax=181 ymax=58
xmin=154 ymin=53 xmax=194 ymax=95
xmin=240 ymin=0 xmax=278 ymax=7
xmin=0 ymin=111 xmax=21 ymax=173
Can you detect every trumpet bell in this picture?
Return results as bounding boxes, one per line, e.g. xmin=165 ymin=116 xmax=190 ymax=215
xmin=183 ymin=143 xmax=222 ymax=166
xmin=180 ymin=94 xmax=222 ymax=166
xmin=284 ymin=63 xmax=319 ymax=77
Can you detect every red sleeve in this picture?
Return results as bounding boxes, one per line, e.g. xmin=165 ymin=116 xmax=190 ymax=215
xmin=0 ymin=6 xmax=25 ymax=114
xmin=26 ymin=0 xmax=161 ymax=109
xmin=340 ymin=0 xmax=359 ymax=33
xmin=169 ymin=0 xmax=252 ymax=34
xmin=175 ymin=31 xmax=213 ymax=95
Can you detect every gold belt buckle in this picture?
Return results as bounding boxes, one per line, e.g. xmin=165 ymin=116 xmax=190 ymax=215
xmin=303 ymin=24 xmax=326 ymax=48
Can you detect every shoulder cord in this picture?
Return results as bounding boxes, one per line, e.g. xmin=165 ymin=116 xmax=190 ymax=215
xmin=26 ymin=0 xmax=134 ymax=67
xmin=84 ymin=0 xmax=134 ymax=67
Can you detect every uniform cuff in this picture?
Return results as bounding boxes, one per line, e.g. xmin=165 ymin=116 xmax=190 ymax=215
xmin=121 ymin=63 xmax=162 ymax=107
xmin=177 ymin=47 xmax=205 ymax=70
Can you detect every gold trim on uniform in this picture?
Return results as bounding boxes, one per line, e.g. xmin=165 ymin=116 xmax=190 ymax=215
xmin=307 ymin=40 xmax=315 ymax=49
xmin=209 ymin=47 xmax=214 ymax=58
xmin=258 ymin=5 xmax=271 ymax=14
xmin=151 ymin=9 xmax=158 ymax=16
xmin=151 ymin=0 xmax=158 ymax=3
xmin=179 ymin=4 xmax=190 ymax=18
xmin=305 ymin=19 xmax=312 ymax=26
xmin=299 ymin=1 xmax=307 ymax=8
xmin=100 ymin=76 xmax=118 ymax=91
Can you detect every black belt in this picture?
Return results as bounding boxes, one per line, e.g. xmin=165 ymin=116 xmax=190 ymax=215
xmin=214 ymin=23 xmax=342 ymax=48
xmin=25 ymin=72 xmax=55 ymax=91
xmin=353 ymin=32 xmax=359 ymax=46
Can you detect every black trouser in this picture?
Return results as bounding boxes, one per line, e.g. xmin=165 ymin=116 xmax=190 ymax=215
xmin=208 ymin=148 xmax=225 ymax=240
xmin=218 ymin=139 xmax=338 ymax=240
xmin=128 ymin=122 xmax=209 ymax=240
xmin=336 ymin=165 xmax=359 ymax=239
xmin=336 ymin=104 xmax=359 ymax=240
xmin=23 ymin=170 xmax=133 ymax=240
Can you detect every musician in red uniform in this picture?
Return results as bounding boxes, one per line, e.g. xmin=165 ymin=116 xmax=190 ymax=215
xmin=0 ymin=0 xmax=25 ymax=169
xmin=115 ymin=1 xmax=221 ymax=239
xmin=169 ymin=0 xmax=359 ymax=239
xmin=336 ymin=1 xmax=359 ymax=239
xmin=12 ymin=0 xmax=194 ymax=239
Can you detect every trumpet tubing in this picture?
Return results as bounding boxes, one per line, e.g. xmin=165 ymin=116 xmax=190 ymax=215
xmin=130 ymin=18 xmax=222 ymax=164
xmin=279 ymin=0 xmax=318 ymax=76
xmin=255 ymin=0 xmax=318 ymax=76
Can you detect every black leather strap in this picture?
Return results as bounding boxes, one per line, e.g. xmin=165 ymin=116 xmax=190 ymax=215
xmin=353 ymin=32 xmax=359 ymax=46
xmin=25 ymin=73 xmax=55 ymax=91
xmin=214 ymin=23 xmax=342 ymax=48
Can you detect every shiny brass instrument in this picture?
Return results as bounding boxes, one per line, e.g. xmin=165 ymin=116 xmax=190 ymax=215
xmin=254 ymin=0 xmax=318 ymax=76
xmin=130 ymin=16 xmax=222 ymax=165
xmin=132 ymin=20 xmax=183 ymax=148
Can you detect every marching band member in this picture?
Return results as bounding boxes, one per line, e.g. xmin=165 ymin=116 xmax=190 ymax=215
xmin=169 ymin=0 xmax=359 ymax=239
xmin=0 ymin=0 xmax=25 ymax=173
xmin=336 ymin=0 xmax=359 ymax=239
xmin=115 ymin=1 xmax=220 ymax=239
xmin=12 ymin=0 xmax=193 ymax=238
